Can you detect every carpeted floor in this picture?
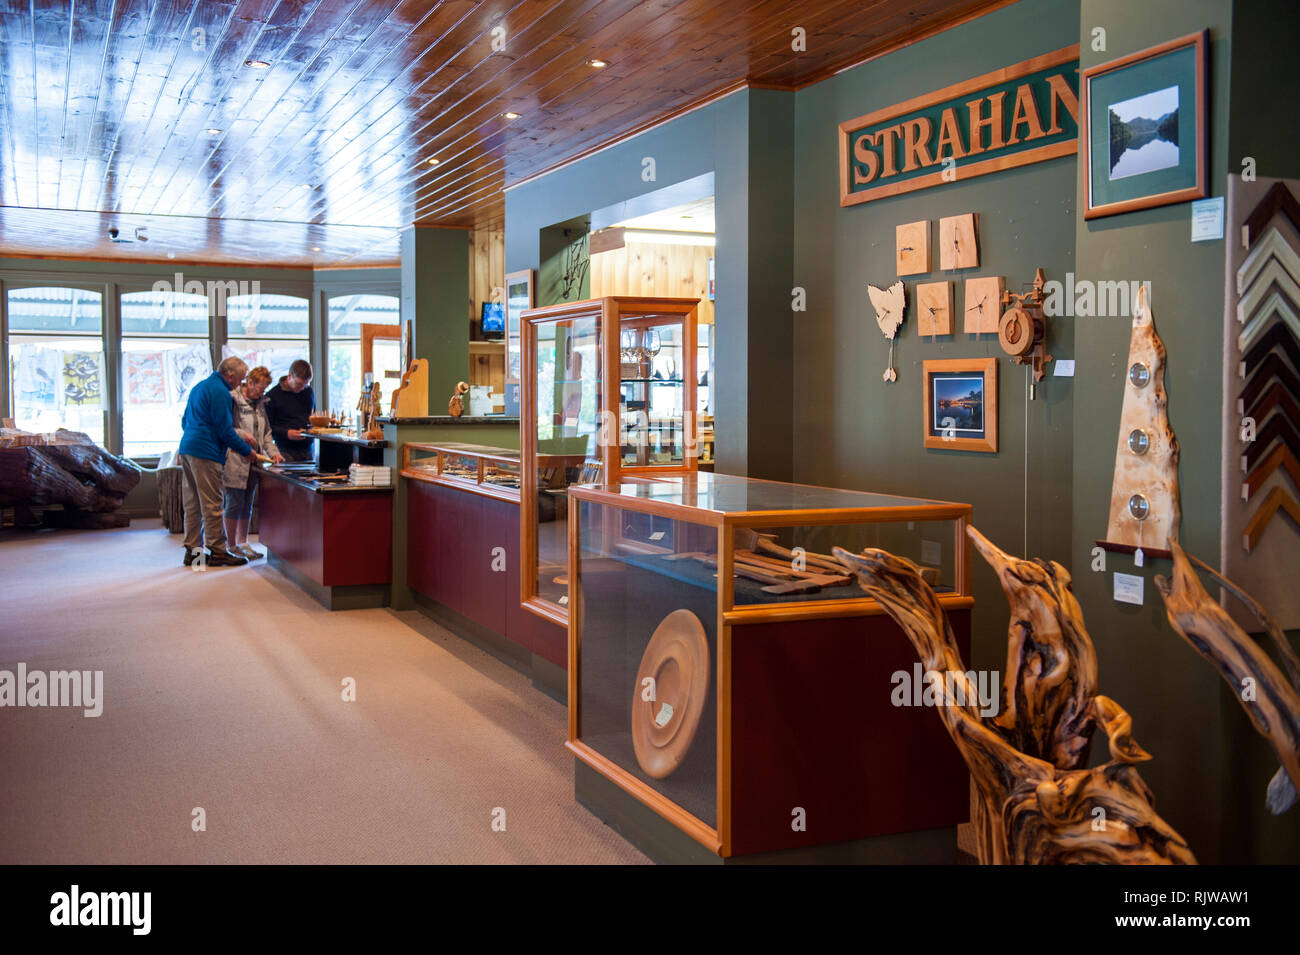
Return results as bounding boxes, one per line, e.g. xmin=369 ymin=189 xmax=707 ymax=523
xmin=0 ymin=520 xmax=647 ymax=864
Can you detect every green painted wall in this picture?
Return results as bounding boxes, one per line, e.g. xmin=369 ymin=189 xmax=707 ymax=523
xmin=791 ymin=0 xmax=1078 ymax=772
xmin=1074 ymin=0 xmax=1298 ymax=863
xmin=401 ymin=226 xmax=469 ymax=402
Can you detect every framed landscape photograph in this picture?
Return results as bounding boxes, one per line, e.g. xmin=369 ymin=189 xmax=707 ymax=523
xmin=923 ymin=357 xmax=998 ymax=453
xmin=1081 ymin=30 xmax=1207 ymax=219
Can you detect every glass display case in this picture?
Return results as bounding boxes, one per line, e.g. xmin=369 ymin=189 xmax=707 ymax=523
xmin=522 ymin=297 xmax=700 ymax=626
xmin=401 ymin=442 xmax=523 ymax=501
xmin=566 ymin=472 xmax=973 ymax=858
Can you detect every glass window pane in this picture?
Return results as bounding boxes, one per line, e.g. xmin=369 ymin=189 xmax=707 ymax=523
xmin=328 ymin=340 xmax=360 ymax=420
xmin=225 ymin=293 xmax=308 ymax=339
xmin=8 ymin=336 xmax=106 ymax=444
xmin=6 ymin=287 xmax=103 ymax=333
xmin=224 ymin=341 xmax=309 ymax=386
xmin=121 ymin=339 xmax=211 ymax=457
xmin=327 ymin=294 xmax=399 ymax=338
xmin=121 ymin=290 xmax=209 ymax=337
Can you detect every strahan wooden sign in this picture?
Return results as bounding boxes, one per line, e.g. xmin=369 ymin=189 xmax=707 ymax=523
xmin=839 ymin=46 xmax=1080 ymax=207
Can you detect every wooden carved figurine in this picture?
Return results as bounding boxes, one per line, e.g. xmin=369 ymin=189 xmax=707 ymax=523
xmin=833 ymin=527 xmax=1195 ymax=865
xmin=448 ymin=380 xmax=469 ymax=417
xmin=1155 ymin=540 xmax=1300 ymax=814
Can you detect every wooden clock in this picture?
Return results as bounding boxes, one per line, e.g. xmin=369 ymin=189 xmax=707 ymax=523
xmin=963 ymin=276 xmax=1004 ymax=334
xmin=895 ymin=220 xmax=931 ymax=276
xmin=940 ymin=213 xmax=979 ymax=270
xmin=917 ymin=281 xmax=953 ymax=335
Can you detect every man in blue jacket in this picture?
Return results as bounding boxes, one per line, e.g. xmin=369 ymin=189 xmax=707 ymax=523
xmin=179 ymin=357 xmax=256 ymax=567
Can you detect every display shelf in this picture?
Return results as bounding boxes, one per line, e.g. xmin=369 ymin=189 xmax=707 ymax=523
xmin=566 ymin=472 xmax=973 ymax=859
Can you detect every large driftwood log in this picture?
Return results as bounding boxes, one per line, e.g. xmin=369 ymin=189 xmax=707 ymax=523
xmin=834 ymin=532 xmax=1195 ymax=865
xmin=1154 ymin=541 xmax=1300 ymax=814
xmin=0 ymin=428 xmax=140 ymax=515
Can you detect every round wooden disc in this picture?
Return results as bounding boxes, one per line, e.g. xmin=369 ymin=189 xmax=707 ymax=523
xmin=998 ymin=306 xmax=1034 ymax=356
xmin=631 ymin=609 xmax=710 ymax=779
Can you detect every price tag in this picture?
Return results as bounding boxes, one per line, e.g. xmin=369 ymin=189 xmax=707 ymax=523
xmin=1134 ymin=547 xmax=1144 ymax=568
xmin=649 ymin=531 xmax=665 ymax=541
xmin=1191 ymin=196 xmax=1225 ymax=242
xmin=654 ymin=702 xmax=674 ymax=727
xmin=1053 ymin=359 xmax=1076 ymax=377
xmin=1113 ymin=572 xmax=1144 ymax=606
xmin=558 ymin=594 xmax=569 ymax=605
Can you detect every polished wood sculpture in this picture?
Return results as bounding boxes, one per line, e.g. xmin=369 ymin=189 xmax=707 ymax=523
xmin=1100 ymin=283 xmax=1181 ymax=558
xmin=833 ymin=528 xmax=1195 ymax=864
xmin=1154 ymin=541 xmax=1300 ymax=814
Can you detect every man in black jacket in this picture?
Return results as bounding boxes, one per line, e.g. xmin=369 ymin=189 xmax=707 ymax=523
xmin=265 ymin=359 xmax=316 ymax=462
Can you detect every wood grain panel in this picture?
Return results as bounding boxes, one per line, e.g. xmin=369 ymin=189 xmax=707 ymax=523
xmin=590 ymin=241 xmax=712 ymax=325
xmin=0 ymin=0 xmax=1009 ymax=264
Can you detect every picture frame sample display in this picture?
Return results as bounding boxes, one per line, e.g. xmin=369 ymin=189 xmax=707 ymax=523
xmin=504 ymin=268 xmax=534 ymax=385
xmin=1081 ymin=30 xmax=1207 ymax=219
xmin=923 ymin=357 xmax=998 ymax=452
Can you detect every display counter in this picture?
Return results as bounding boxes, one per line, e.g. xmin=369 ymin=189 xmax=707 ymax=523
xmin=401 ymin=442 xmax=566 ymax=697
xmin=567 ymin=472 xmax=974 ymax=862
xmin=255 ymin=465 xmax=393 ymax=610
xmin=308 ymin=429 xmax=387 ymax=472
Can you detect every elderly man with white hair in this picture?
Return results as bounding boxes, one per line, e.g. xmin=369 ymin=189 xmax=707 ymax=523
xmin=178 ymin=356 xmax=256 ymax=567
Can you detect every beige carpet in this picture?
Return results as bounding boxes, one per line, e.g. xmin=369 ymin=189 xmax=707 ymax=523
xmin=0 ymin=520 xmax=647 ymax=864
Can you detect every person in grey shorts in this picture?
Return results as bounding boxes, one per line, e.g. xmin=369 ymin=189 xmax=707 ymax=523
xmin=223 ymin=365 xmax=283 ymax=559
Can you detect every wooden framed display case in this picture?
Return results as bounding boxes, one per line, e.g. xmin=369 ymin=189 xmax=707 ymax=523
xmin=567 ymin=473 xmax=974 ymax=860
xmin=521 ymin=296 xmax=700 ymax=628
xmin=402 ymin=441 xmax=524 ymax=503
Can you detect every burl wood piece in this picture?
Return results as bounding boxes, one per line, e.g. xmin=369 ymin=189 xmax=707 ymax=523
xmin=1154 ymin=541 xmax=1300 ymax=814
xmin=833 ymin=530 xmax=1195 ymax=865
xmin=0 ymin=429 xmax=141 ymax=519
xmin=1102 ymin=284 xmax=1182 ymax=553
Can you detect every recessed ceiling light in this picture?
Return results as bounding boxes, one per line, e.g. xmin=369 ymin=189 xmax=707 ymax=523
xmin=311 ymin=246 xmax=321 ymax=252
xmin=501 ymin=111 xmax=520 ymax=119
xmin=167 ymin=252 xmax=176 ymax=259
xmin=426 ymin=158 xmax=441 ymax=166
xmin=245 ymin=59 xmax=271 ymax=69
xmin=588 ymin=59 xmax=608 ymax=68
xmin=205 ymin=128 xmax=222 ymax=135
xmin=300 ymin=184 xmax=312 ymax=190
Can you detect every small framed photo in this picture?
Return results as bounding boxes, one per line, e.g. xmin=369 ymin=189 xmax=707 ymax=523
xmin=1081 ymin=30 xmax=1207 ymax=219
xmin=923 ymin=358 xmax=998 ymax=453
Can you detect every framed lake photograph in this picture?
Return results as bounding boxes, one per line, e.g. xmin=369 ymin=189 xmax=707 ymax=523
xmin=1081 ymin=31 xmax=1207 ymax=219
xmin=923 ymin=357 xmax=998 ymax=453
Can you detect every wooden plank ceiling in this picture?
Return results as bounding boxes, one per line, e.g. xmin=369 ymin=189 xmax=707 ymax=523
xmin=0 ymin=0 xmax=1005 ymax=267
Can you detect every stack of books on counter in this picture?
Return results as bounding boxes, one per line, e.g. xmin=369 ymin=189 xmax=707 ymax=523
xmin=348 ymin=464 xmax=392 ymax=487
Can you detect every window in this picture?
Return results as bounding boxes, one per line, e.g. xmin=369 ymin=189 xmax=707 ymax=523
xmin=6 ymin=287 xmax=106 ymax=444
xmin=326 ymin=294 xmax=399 ymax=414
xmin=120 ymin=290 xmax=211 ymax=457
xmin=224 ymin=293 xmax=310 ymax=386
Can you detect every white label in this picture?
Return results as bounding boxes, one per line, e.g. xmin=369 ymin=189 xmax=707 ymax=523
xmin=1191 ymin=196 xmax=1225 ymax=242
xmin=1113 ymin=572 xmax=1144 ymax=605
xmin=654 ymin=702 xmax=674 ymax=727
xmin=563 ymin=417 xmax=579 ymax=429
xmin=558 ymin=594 xmax=569 ymax=605
xmin=1053 ymin=359 xmax=1076 ymax=377
xmin=649 ymin=531 xmax=666 ymax=541
xmin=921 ymin=539 xmax=942 ymax=566
xmin=1134 ymin=547 xmax=1144 ymax=568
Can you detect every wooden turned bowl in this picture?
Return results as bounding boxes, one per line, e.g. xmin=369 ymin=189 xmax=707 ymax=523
xmin=308 ymin=414 xmax=332 ymax=428
xmin=631 ymin=609 xmax=710 ymax=779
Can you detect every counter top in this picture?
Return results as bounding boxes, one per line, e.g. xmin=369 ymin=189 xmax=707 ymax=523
xmin=307 ymin=430 xmax=387 ymax=447
xmin=256 ymin=465 xmax=393 ymax=494
xmin=379 ymin=415 xmax=518 ymax=426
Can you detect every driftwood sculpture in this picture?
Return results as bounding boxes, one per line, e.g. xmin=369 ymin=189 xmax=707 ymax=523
xmin=1154 ymin=541 xmax=1300 ymax=814
xmin=0 ymin=428 xmax=140 ymax=527
xmin=834 ymin=527 xmax=1195 ymax=864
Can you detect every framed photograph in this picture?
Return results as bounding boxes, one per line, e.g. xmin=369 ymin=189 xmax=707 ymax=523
xmin=1081 ymin=30 xmax=1207 ymax=219
xmin=504 ymin=268 xmax=533 ymax=385
xmin=923 ymin=358 xmax=998 ymax=453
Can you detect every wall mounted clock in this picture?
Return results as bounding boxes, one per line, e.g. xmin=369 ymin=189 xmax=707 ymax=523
xmin=895 ymin=220 xmax=931 ymax=276
xmin=963 ymin=276 xmax=1004 ymax=334
xmin=940 ymin=213 xmax=979 ymax=270
xmin=917 ymin=281 xmax=953 ymax=336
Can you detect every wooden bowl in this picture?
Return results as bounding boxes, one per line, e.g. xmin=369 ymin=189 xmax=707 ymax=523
xmin=308 ymin=414 xmax=332 ymax=428
xmin=631 ymin=609 xmax=710 ymax=779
